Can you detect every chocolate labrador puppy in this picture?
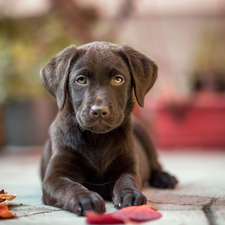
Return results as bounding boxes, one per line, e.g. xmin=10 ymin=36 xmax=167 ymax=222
xmin=40 ymin=42 xmax=177 ymax=216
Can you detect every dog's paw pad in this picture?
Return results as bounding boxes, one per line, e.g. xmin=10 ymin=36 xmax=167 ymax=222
xmin=149 ymin=171 xmax=178 ymax=189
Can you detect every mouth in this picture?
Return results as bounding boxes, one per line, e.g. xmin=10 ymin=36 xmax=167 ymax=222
xmin=87 ymin=124 xmax=113 ymax=133
xmin=77 ymin=115 xmax=121 ymax=134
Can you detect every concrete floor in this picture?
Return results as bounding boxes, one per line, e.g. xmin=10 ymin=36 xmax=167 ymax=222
xmin=0 ymin=147 xmax=225 ymax=225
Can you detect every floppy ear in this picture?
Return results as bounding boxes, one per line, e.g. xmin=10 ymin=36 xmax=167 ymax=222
xmin=122 ymin=44 xmax=158 ymax=107
xmin=40 ymin=45 xmax=77 ymax=111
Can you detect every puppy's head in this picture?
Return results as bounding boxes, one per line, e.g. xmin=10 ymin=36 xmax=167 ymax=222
xmin=40 ymin=42 xmax=157 ymax=133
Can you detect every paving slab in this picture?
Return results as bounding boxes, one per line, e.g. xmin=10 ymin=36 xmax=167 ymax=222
xmin=149 ymin=210 xmax=209 ymax=225
xmin=146 ymin=203 xmax=202 ymax=211
xmin=2 ymin=210 xmax=87 ymax=225
xmin=209 ymin=199 xmax=225 ymax=225
xmin=158 ymin=151 xmax=225 ymax=199
xmin=144 ymin=189 xmax=213 ymax=206
xmin=210 ymin=208 xmax=225 ymax=225
xmin=1 ymin=148 xmax=225 ymax=225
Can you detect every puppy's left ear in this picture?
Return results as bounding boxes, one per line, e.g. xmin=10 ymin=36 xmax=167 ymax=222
xmin=40 ymin=45 xmax=77 ymax=111
xmin=122 ymin=44 xmax=158 ymax=107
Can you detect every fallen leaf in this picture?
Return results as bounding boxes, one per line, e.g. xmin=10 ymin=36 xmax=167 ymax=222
xmin=86 ymin=205 xmax=162 ymax=224
xmin=0 ymin=201 xmax=15 ymax=219
xmin=86 ymin=211 xmax=121 ymax=224
xmin=0 ymin=189 xmax=17 ymax=201
xmin=0 ymin=189 xmax=17 ymax=219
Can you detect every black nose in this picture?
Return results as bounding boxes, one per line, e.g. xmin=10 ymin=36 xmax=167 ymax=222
xmin=90 ymin=105 xmax=110 ymax=119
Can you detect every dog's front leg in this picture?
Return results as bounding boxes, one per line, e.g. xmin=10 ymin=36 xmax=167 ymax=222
xmin=42 ymin=152 xmax=106 ymax=216
xmin=113 ymin=173 xmax=147 ymax=208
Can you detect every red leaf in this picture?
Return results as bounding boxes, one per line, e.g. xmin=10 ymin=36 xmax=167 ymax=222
xmin=86 ymin=205 xmax=162 ymax=224
xmin=86 ymin=211 xmax=122 ymax=224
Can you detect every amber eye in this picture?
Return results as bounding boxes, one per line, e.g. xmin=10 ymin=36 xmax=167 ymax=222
xmin=112 ymin=75 xmax=124 ymax=85
xmin=76 ymin=76 xmax=87 ymax=84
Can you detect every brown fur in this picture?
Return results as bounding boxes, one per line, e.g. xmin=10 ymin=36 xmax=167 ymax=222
xmin=40 ymin=42 xmax=177 ymax=216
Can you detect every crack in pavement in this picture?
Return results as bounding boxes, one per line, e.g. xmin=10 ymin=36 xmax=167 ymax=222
xmin=147 ymin=200 xmax=204 ymax=207
xmin=16 ymin=209 xmax=62 ymax=218
xmin=202 ymin=198 xmax=218 ymax=225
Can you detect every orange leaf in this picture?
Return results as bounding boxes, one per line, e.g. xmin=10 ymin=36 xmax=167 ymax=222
xmin=0 ymin=201 xmax=15 ymax=219
xmin=0 ymin=189 xmax=17 ymax=201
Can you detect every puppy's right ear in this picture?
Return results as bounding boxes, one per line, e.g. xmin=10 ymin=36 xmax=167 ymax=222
xmin=40 ymin=45 xmax=77 ymax=111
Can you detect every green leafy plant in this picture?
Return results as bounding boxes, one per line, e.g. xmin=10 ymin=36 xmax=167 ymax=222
xmin=0 ymin=15 xmax=77 ymax=104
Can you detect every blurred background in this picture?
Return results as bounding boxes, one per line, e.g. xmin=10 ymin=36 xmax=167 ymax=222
xmin=0 ymin=0 xmax=225 ymax=149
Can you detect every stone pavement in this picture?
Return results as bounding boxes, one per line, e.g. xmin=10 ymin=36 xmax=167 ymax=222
xmin=0 ymin=147 xmax=225 ymax=225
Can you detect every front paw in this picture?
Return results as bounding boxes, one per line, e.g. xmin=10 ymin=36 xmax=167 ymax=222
xmin=64 ymin=191 xmax=106 ymax=216
xmin=149 ymin=171 xmax=178 ymax=189
xmin=113 ymin=188 xmax=147 ymax=209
